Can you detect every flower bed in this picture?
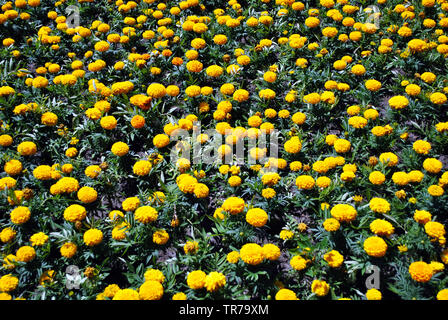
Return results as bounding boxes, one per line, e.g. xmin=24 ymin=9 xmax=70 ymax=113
xmin=0 ymin=0 xmax=448 ymax=301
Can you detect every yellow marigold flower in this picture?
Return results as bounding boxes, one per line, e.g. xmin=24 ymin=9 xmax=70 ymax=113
xmin=333 ymin=138 xmax=351 ymax=153
xmin=122 ymin=196 xmax=140 ymax=212
xmin=365 ymin=79 xmax=382 ymax=91
xmin=392 ymin=172 xmax=409 ymax=186
xmin=284 ymin=136 xmax=302 ymax=154
xmin=262 ymin=243 xmax=280 ymax=261
xmin=41 ymin=112 xmax=58 ymax=126
xmin=330 ymin=204 xmax=357 ymax=223
xmin=133 ymin=160 xmax=152 ymax=176
xmin=60 ymin=242 xmax=77 ymax=258
xmin=425 ymin=221 xmax=446 ymax=239
xmin=348 ymin=116 xmax=368 ymax=129
xmin=139 ymin=281 xmax=163 ymax=300
xmin=409 ymin=261 xmax=433 ymax=283
xmin=193 ymin=183 xmax=209 ymax=198
xmin=113 ymin=289 xmax=140 ymax=300
xmin=379 ymin=152 xmax=398 ymax=166
xmin=366 ymin=288 xmax=382 ymax=300
xmin=100 ymin=116 xmax=117 ymax=130
xmin=423 ymin=158 xmax=442 ymax=174
xmin=146 ymin=83 xmax=166 ymax=98
xmin=63 ymin=204 xmax=86 ymax=222
xmin=275 ymin=288 xmax=298 ymax=300
xmin=305 ymin=17 xmax=320 ymax=28
xmin=232 ymin=89 xmax=249 ymax=102
xmin=112 ymin=223 xmax=129 ymax=240
xmin=437 ymin=289 xmax=448 ymax=300
xmin=279 ymin=229 xmax=294 ymax=240
xmin=16 ymin=246 xmax=36 ymax=262
xmin=153 ymin=229 xmax=169 ymax=245
xmin=322 ymin=26 xmax=338 ymax=38
xmin=430 ymin=92 xmax=447 ymax=105
xmin=172 ymin=292 xmax=187 ymax=300
xmin=388 ymin=95 xmax=409 ymax=109
xmin=369 ymin=197 xmax=390 ymax=214
xmin=204 ymin=272 xmax=226 ymax=292
xmin=311 ymin=280 xmax=330 ymax=297
xmin=77 ymin=186 xmax=97 ymax=203
xmin=316 ymin=176 xmax=331 ymax=188
xmin=10 ymin=206 xmax=31 ymax=225
xmin=85 ymin=165 xmax=102 ymax=179
xmin=246 ymin=208 xmax=268 ymax=227
xmin=83 ymin=228 xmax=103 ymax=246
xmin=414 ymin=210 xmax=432 ymax=224
xmin=430 ymin=261 xmax=444 ymax=274
xmin=183 ymin=241 xmax=199 ymax=255
xmin=134 ymin=206 xmax=158 ymax=224
xmin=240 ymin=243 xmax=264 ymax=265
xmin=295 ymin=175 xmax=315 ymax=190
xmin=324 ymin=250 xmax=344 ymax=268
xmin=65 ymin=147 xmax=78 ymax=158
xmin=323 ymin=219 xmax=338 ymax=234
xmin=303 ymin=92 xmax=320 ymax=104
xmin=17 ymin=141 xmax=37 ymax=156
xmin=4 ymin=159 xmax=22 ymax=176
xmin=0 ymin=227 xmax=16 ymax=243
xmin=103 ymin=284 xmax=120 ymax=299
xmin=0 ymin=134 xmax=13 ymax=147
xmin=363 ymin=236 xmax=388 ymax=257
xmin=428 ymin=185 xmax=444 ymax=196
xmin=187 ymin=270 xmax=206 ymax=290
xmin=222 ymin=197 xmax=245 ymax=215
xmin=413 ymin=140 xmax=431 ymax=155
xmin=370 ymin=219 xmax=395 ymax=237
xmin=290 ymin=255 xmax=307 ymax=271
xmin=226 ymin=251 xmax=240 ymax=264
xmin=0 ymin=274 xmax=19 ymax=292
xmin=32 ymin=76 xmax=49 ymax=88
xmin=421 ymin=72 xmax=436 ymax=83
xmin=405 ymin=84 xmax=421 ymax=96
xmin=111 ymin=142 xmax=129 ymax=156
xmin=369 ymin=171 xmax=386 ymax=185
xmin=30 ymin=232 xmax=48 ymax=246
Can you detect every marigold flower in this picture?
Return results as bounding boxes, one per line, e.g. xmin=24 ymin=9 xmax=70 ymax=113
xmin=240 ymin=243 xmax=264 ymax=265
xmin=113 ymin=289 xmax=140 ymax=300
xmin=83 ymin=228 xmax=103 ymax=246
xmin=153 ymin=229 xmax=169 ymax=245
xmin=77 ymin=186 xmax=98 ymax=203
xmin=324 ymin=250 xmax=344 ymax=268
xmin=330 ymin=204 xmax=357 ymax=223
xmin=139 ymin=281 xmax=164 ymax=300
xmin=222 ymin=197 xmax=245 ymax=215
xmin=187 ymin=270 xmax=206 ymax=290
xmin=245 ymin=208 xmax=268 ymax=227
xmin=0 ymin=275 xmax=19 ymax=292
xmin=290 ymin=255 xmax=307 ymax=271
xmin=275 ymin=289 xmax=298 ymax=300
xmin=363 ymin=236 xmax=388 ymax=257
xmin=204 ymin=272 xmax=226 ymax=292
xmin=366 ymin=288 xmax=382 ymax=300
xmin=409 ymin=261 xmax=433 ymax=282
xmin=311 ymin=280 xmax=330 ymax=297
xmin=134 ymin=206 xmax=158 ymax=224
xmin=16 ymin=246 xmax=36 ymax=262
